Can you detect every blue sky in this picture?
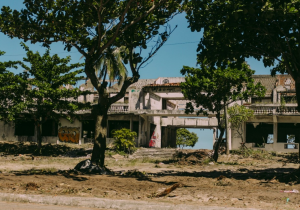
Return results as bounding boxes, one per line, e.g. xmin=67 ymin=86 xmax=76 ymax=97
xmin=0 ymin=2 xmax=273 ymax=149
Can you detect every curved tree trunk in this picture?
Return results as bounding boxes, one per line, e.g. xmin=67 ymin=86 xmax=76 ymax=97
xmin=91 ymin=105 xmax=108 ymax=167
xmin=212 ymin=128 xmax=225 ymax=162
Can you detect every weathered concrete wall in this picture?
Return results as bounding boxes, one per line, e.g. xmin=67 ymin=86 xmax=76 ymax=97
xmin=0 ymin=121 xmax=17 ymax=142
xmin=128 ymin=89 xmax=141 ymax=111
xmin=152 ymin=116 xmax=161 ymax=148
xmin=161 ymin=117 xmax=218 ymax=127
xmin=154 ymin=77 xmax=185 ymax=84
xmin=108 ymin=115 xmax=139 ymax=121
xmin=149 ymin=93 xmax=162 ymax=110
xmin=231 ymin=120 xmax=300 ymax=153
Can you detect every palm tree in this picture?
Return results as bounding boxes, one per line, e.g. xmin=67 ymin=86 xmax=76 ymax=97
xmin=83 ymin=46 xmax=128 ymax=87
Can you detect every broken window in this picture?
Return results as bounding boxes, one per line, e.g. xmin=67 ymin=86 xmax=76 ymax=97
xmin=15 ymin=119 xmax=35 ymax=136
xmin=246 ymin=123 xmax=273 ymax=147
xmin=162 ymin=99 xmax=167 ymax=110
xmin=124 ymin=97 xmax=129 ymax=104
xmin=81 ymin=120 xmax=95 ymax=139
xmin=42 ymin=119 xmax=58 ymax=136
xmin=278 ymin=123 xmax=300 ymax=143
xmin=267 ymin=134 xmax=274 ymax=144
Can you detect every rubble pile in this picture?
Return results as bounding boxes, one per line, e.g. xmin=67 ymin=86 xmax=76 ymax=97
xmin=173 ymin=149 xmax=213 ymax=165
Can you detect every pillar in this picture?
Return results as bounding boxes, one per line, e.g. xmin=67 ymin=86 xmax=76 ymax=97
xmin=273 ymin=89 xmax=277 ymax=103
xmin=273 ymin=115 xmax=278 ymax=144
xmin=138 ymin=116 xmax=142 ymax=147
xmin=228 ymin=123 xmax=232 ymax=150
xmin=130 ymin=115 xmax=133 ymax=131
xmin=146 ymin=116 xmax=150 ymax=146
xmin=153 ymin=116 xmax=161 ymax=148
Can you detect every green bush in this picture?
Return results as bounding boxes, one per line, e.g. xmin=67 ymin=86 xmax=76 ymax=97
xmin=112 ymin=128 xmax=137 ymax=154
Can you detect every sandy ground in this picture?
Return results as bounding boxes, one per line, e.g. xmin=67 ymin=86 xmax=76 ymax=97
xmin=1 ymin=146 xmax=300 ymax=210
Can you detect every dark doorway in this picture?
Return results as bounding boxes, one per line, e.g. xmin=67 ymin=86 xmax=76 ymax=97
xmin=246 ymin=123 xmax=273 ymax=147
xmin=42 ymin=119 xmax=58 ymax=136
xmin=278 ymin=123 xmax=300 ymax=143
xmin=81 ymin=120 xmax=95 ymax=139
xmin=15 ymin=120 xmax=35 ymax=136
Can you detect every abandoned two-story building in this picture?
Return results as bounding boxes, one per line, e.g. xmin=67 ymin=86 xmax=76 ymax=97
xmin=0 ymin=75 xmax=299 ymax=153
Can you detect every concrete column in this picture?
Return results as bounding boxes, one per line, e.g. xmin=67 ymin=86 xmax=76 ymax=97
xmin=153 ymin=116 xmax=161 ymax=148
xmin=273 ymin=89 xmax=277 ymax=103
xmin=144 ymin=93 xmax=150 ymax=109
xmin=146 ymin=116 xmax=150 ymax=146
xmin=138 ymin=116 xmax=142 ymax=147
xmin=228 ymin=123 xmax=232 ymax=150
xmin=130 ymin=115 xmax=133 ymax=131
xmin=173 ymin=128 xmax=177 ymax=148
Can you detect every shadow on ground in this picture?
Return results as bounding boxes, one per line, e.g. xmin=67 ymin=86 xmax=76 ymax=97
xmin=0 ymin=142 xmax=92 ymax=157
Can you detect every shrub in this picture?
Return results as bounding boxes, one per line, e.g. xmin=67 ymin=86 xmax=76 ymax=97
xmin=112 ymin=128 xmax=137 ymax=154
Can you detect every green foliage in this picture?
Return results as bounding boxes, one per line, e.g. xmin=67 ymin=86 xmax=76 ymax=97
xmin=231 ymin=149 xmax=276 ymax=160
xmin=20 ymin=43 xmax=89 ymax=118
xmin=180 ymin=63 xmax=265 ymax=161
xmin=112 ymin=128 xmax=137 ymax=154
xmin=0 ymin=0 xmax=183 ymax=105
xmin=16 ymin=44 xmax=89 ymax=151
xmin=227 ymin=104 xmax=254 ymax=142
xmin=0 ymin=51 xmax=28 ymax=121
xmin=180 ymin=63 xmax=265 ymax=118
xmin=176 ymin=128 xmax=198 ymax=149
xmin=184 ymin=0 xmax=300 ymax=109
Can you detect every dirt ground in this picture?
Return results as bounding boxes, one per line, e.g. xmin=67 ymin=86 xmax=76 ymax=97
xmin=1 ymin=142 xmax=300 ymax=210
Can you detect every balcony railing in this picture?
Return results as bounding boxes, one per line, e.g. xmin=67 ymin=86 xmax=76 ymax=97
xmin=246 ymin=104 xmax=299 ymax=114
xmin=108 ymin=104 xmax=129 ymax=113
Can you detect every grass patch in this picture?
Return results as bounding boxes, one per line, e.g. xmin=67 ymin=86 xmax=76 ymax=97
xmin=202 ymin=158 xmax=213 ymax=165
xmin=231 ymin=148 xmax=276 ymax=160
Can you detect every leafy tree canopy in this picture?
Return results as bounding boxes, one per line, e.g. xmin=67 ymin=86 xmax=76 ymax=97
xmin=180 ymin=63 xmax=266 ymax=117
xmin=20 ymin=42 xmax=89 ymax=122
xmin=180 ymin=63 xmax=265 ymax=161
xmin=0 ymin=0 xmax=183 ymax=166
xmin=176 ymin=128 xmax=198 ymax=149
xmin=0 ymin=0 xmax=182 ymax=104
xmin=0 ymin=51 xmax=28 ymax=121
xmin=184 ymin=0 xmax=300 ymax=109
xmin=227 ymin=104 xmax=254 ymax=143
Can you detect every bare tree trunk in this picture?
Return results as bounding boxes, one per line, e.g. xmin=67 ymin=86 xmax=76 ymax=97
xmin=91 ymin=106 xmax=108 ymax=167
xmin=212 ymin=128 xmax=225 ymax=162
xmin=36 ymin=123 xmax=42 ymax=155
xmin=224 ymin=105 xmax=229 ymax=155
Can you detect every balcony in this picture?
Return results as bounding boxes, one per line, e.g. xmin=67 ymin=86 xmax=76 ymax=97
xmin=108 ymin=104 xmax=129 ymax=113
xmin=246 ymin=104 xmax=299 ymax=115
